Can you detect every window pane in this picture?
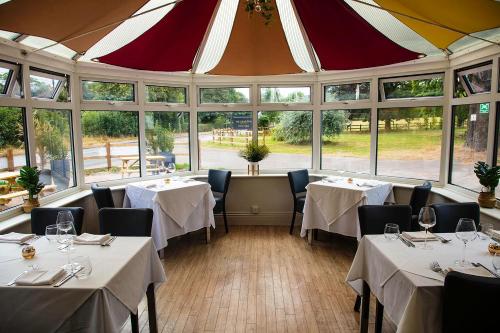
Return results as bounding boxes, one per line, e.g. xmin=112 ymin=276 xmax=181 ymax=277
xmin=0 ymin=61 xmax=22 ymax=98
xmin=82 ymin=81 xmax=135 ymax=102
xmin=33 ymin=109 xmax=75 ymax=194
xmin=199 ymin=87 xmax=250 ymax=104
xmin=0 ymin=106 xmax=27 ymax=212
xmin=198 ymin=111 xmax=252 ymax=170
xmin=145 ymin=111 xmax=190 ymax=174
xmin=0 ymin=67 xmax=10 ymax=94
xmin=30 ymin=71 xmax=70 ymax=102
xmin=324 ymin=82 xmax=370 ymax=102
xmin=377 ymin=106 xmax=443 ymax=180
xmin=450 ymin=104 xmax=489 ymax=192
xmin=260 ymin=87 xmax=311 ymax=103
xmin=321 ymin=109 xmax=370 ymax=173
xmin=382 ymin=76 xmax=443 ymax=99
xmin=257 ymin=111 xmax=312 ymax=169
xmin=81 ymin=111 xmax=140 ymax=183
xmin=145 ymin=85 xmax=187 ymax=104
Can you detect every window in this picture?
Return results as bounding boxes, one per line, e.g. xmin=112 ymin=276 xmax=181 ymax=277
xmin=82 ymin=80 xmax=135 ymax=102
xmin=145 ymin=85 xmax=187 ymax=104
xmin=0 ymin=60 xmax=22 ymax=98
xmin=260 ymin=86 xmax=311 ymax=103
xmin=454 ymin=62 xmax=492 ymax=97
xmin=33 ymin=109 xmax=75 ymax=193
xmin=81 ymin=111 xmax=140 ymax=183
xmin=324 ymin=82 xmax=370 ymax=102
xmin=197 ymin=111 xmax=252 ymax=170
xmin=145 ymin=111 xmax=190 ymax=174
xmin=377 ymin=106 xmax=443 ymax=180
xmin=321 ymin=109 xmax=370 ymax=173
xmin=257 ymin=111 xmax=312 ymax=169
xmin=380 ymin=74 xmax=444 ymax=100
xmin=0 ymin=106 xmax=27 ymax=212
xmin=450 ymin=104 xmax=489 ymax=192
xmin=199 ymin=87 xmax=250 ymax=104
xmin=30 ymin=68 xmax=70 ymax=102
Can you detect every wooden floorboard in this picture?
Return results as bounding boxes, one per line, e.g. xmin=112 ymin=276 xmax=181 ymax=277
xmin=121 ymin=226 xmax=396 ymax=333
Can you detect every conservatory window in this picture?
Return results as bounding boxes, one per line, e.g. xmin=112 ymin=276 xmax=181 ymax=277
xmin=30 ymin=68 xmax=70 ymax=102
xmin=257 ymin=111 xmax=312 ymax=170
xmin=454 ymin=62 xmax=492 ymax=98
xmin=260 ymin=86 xmax=311 ymax=104
xmin=81 ymin=110 xmax=140 ymax=183
xmin=197 ymin=111 xmax=253 ymax=170
xmin=0 ymin=60 xmax=22 ymax=98
xmin=323 ymin=82 xmax=370 ymax=102
xmin=379 ymin=73 xmax=444 ymax=101
xmin=145 ymin=85 xmax=187 ymax=104
xmin=33 ymin=109 xmax=75 ymax=194
xmin=321 ymin=109 xmax=371 ymax=173
xmin=81 ymin=80 xmax=135 ymax=102
xmin=199 ymin=87 xmax=250 ymax=104
xmin=376 ymin=106 xmax=443 ymax=181
xmin=450 ymin=103 xmax=490 ymax=193
xmin=145 ymin=111 xmax=190 ymax=175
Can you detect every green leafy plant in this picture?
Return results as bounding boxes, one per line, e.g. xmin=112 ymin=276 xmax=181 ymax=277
xmin=16 ymin=166 xmax=45 ymax=200
xmin=239 ymin=142 xmax=270 ymax=162
xmin=148 ymin=125 xmax=174 ymax=153
xmin=474 ymin=161 xmax=500 ymax=193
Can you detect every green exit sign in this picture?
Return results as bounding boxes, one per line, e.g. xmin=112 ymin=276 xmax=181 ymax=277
xmin=479 ymin=103 xmax=489 ymax=113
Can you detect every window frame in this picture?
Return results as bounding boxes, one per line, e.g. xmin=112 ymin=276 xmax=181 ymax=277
xmin=322 ymin=81 xmax=371 ymax=104
xmin=455 ymin=62 xmax=492 ymax=97
xmin=144 ymin=83 xmax=189 ymax=106
xmin=0 ymin=60 xmax=21 ymax=98
xmin=379 ymin=72 xmax=445 ymax=102
xmin=258 ymin=84 xmax=313 ymax=106
xmin=80 ymin=78 xmax=138 ymax=104
xmin=198 ymin=85 xmax=252 ymax=107
xmin=29 ymin=67 xmax=69 ymax=101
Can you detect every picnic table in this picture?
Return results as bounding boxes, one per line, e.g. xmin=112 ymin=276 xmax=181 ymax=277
xmin=120 ymin=155 xmax=166 ymax=177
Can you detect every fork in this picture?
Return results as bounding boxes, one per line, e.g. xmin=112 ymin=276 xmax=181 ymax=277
xmin=434 ymin=234 xmax=452 ymax=243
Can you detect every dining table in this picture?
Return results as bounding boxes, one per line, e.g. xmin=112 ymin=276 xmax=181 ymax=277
xmin=0 ymin=235 xmax=166 ymax=332
xmin=301 ymin=177 xmax=394 ymax=243
xmin=123 ymin=178 xmax=216 ymax=250
xmin=346 ymin=233 xmax=497 ymax=333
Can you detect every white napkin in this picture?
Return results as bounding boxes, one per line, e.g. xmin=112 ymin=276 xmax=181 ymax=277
xmin=402 ymin=231 xmax=438 ymax=242
xmin=15 ymin=268 xmax=66 ymax=286
xmin=448 ymin=266 xmax=495 ymax=278
xmin=0 ymin=232 xmax=35 ymax=243
xmin=74 ymin=233 xmax=111 ymax=245
xmin=490 ymin=229 xmax=500 ymax=242
xmin=356 ymin=180 xmax=378 ymax=188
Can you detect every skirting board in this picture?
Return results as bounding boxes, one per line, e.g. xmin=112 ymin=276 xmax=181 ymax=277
xmin=213 ymin=211 xmax=303 ymax=226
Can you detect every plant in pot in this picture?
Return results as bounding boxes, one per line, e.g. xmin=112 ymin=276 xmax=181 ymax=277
xmin=44 ymin=129 xmax=70 ymax=187
xmin=149 ymin=125 xmax=176 ymax=168
xmin=16 ymin=166 xmax=45 ymax=213
xmin=0 ymin=180 xmax=10 ymax=195
xmin=239 ymin=142 xmax=270 ymax=176
xmin=473 ymin=161 xmax=500 ymax=208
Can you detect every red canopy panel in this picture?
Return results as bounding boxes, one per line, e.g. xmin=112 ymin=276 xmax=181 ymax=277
xmin=97 ymin=0 xmax=218 ymax=71
xmin=293 ymin=0 xmax=421 ymax=70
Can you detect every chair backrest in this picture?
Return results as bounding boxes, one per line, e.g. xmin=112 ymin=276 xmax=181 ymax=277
xmin=287 ymin=169 xmax=309 ymax=196
xmin=208 ymin=169 xmax=232 ymax=195
xmin=430 ymin=202 xmax=480 ymax=233
xmin=443 ymin=271 xmax=500 ymax=332
xmin=91 ymin=183 xmax=115 ymax=209
xmin=98 ymin=208 xmax=153 ymax=237
xmin=31 ymin=207 xmax=84 ymax=235
xmin=358 ymin=205 xmax=412 ymax=236
xmin=409 ymin=181 xmax=432 ymax=215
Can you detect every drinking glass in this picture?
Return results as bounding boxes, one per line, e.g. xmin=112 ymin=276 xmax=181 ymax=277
xmin=57 ymin=221 xmax=77 ymax=272
xmin=418 ymin=207 xmax=436 ymax=249
xmin=455 ymin=218 xmax=477 ymax=266
xmin=492 ymin=253 xmax=500 ymax=274
xmin=56 ymin=210 xmax=74 ymax=225
xmin=45 ymin=224 xmax=58 ymax=243
xmin=73 ymin=256 xmax=92 ymax=279
xmin=384 ymin=223 xmax=400 ymax=241
xmin=478 ymin=223 xmax=493 ymax=240
xmin=166 ymin=162 xmax=176 ymax=174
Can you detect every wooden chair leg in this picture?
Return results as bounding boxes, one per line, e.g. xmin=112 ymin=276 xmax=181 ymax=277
xmin=130 ymin=310 xmax=139 ymax=333
xmin=354 ymin=295 xmax=361 ymax=312
xmin=375 ymin=299 xmax=384 ymax=333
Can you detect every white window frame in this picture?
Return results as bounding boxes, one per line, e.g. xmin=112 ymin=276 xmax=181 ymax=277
xmin=456 ymin=62 xmax=492 ymax=97
xmin=29 ymin=67 xmax=68 ymax=101
xmin=379 ymin=73 xmax=445 ymax=102
xmin=144 ymin=83 xmax=189 ymax=106
xmin=80 ymin=78 xmax=138 ymax=105
xmin=198 ymin=85 xmax=252 ymax=107
xmin=257 ymin=84 xmax=313 ymax=106
xmin=0 ymin=60 xmax=21 ymax=98
xmin=322 ymin=81 xmax=371 ymax=104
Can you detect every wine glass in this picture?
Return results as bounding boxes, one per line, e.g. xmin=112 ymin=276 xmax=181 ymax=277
xmin=418 ymin=207 xmax=436 ymax=249
xmin=166 ymin=162 xmax=176 ymax=174
xmin=384 ymin=223 xmax=400 ymax=241
xmin=57 ymin=221 xmax=77 ymax=272
xmin=45 ymin=224 xmax=58 ymax=243
xmin=56 ymin=211 xmax=74 ymax=225
xmin=455 ymin=218 xmax=478 ymax=266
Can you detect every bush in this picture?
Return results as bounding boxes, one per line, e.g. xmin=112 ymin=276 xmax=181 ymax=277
xmin=272 ymin=112 xmax=312 ymax=144
xmin=322 ymin=110 xmax=350 ymax=137
xmin=147 ymin=126 xmax=174 ymax=153
xmin=0 ymin=107 xmax=24 ymax=149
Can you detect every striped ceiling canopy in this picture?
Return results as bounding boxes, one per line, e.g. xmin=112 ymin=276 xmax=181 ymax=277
xmin=0 ymin=0 xmax=499 ymax=75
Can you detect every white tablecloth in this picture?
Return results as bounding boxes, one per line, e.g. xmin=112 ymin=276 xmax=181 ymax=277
xmin=124 ymin=180 xmax=216 ymax=250
xmin=346 ymin=234 xmax=496 ymax=333
xmin=0 ymin=236 xmax=166 ymax=332
xmin=301 ymin=178 xmax=394 ymax=238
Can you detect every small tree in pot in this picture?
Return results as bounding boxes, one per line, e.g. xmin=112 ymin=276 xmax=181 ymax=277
xmin=239 ymin=142 xmax=270 ymax=175
xmin=149 ymin=125 xmax=175 ymax=167
xmin=16 ymin=166 xmax=45 ymax=213
xmin=474 ymin=161 xmax=500 ymax=208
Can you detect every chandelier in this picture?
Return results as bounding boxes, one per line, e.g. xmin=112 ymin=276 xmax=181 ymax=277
xmin=244 ymin=0 xmax=274 ymax=25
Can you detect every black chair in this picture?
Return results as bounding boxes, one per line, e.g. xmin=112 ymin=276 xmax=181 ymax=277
xmin=287 ymin=169 xmax=309 ymax=235
xmin=98 ymin=208 xmax=153 ymax=237
xmin=430 ymin=202 xmax=480 ymax=233
xmin=409 ymin=181 xmax=432 ymax=231
xmin=443 ymin=271 xmax=500 ymax=332
xmin=355 ymin=204 xmax=412 ymax=333
xmin=208 ymin=169 xmax=232 ymax=233
xmin=31 ymin=207 xmax=84 ymax=235
xmin=91 ymin=183 xmax=115 ymax=209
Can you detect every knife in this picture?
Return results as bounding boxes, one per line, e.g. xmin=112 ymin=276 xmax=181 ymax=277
xmin=399 ymin=235 xmax=415 ymax=247
xmin=54 ymin=266 xmax=84 ymax=287
xmin=473 ymin=262 xmax=500 ymax=278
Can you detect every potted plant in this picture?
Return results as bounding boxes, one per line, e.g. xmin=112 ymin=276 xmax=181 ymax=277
xmin=0 ymin=180 xmax=10 ymax=195
xmin=239 ymin=142 xmax=270 ymax=175
xmin=473 ymin=161 xmax=500 ymax=208
xmin=149 ymin=125 xmax=176 ymax=166
xmin=16 ymin=166 xmax=45 ymax=213
xmin=44 ymin=129 xmax=70 ymax=186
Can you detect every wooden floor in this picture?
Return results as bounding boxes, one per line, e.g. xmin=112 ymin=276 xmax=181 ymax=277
xmin=123 ymin=226 xmax=395 ymax=333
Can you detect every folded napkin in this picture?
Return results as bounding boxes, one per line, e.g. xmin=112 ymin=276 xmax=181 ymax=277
xmin=15 ymin=268 xmax=66 ymax=286
xmin=449 ymin=266 xmax=495 ymax=278
xmin=145 ymin=183 xmax=157 ymax=189
xmin=490 ymin=229 xmax=500 ymax=242
xmin=402 ymin=231 xmax=438 ymax=242
xmin=74 ymin=233 xmax=111 ymax=245
xmin=0 ymin=232 xmax=35 ymax=243
xmin=356 ymin=181 xmax=378 ymax=188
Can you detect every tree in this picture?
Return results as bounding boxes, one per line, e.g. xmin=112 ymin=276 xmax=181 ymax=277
xmin=322 ymin=110 xmax=350 ymax=137
xmin=0 ymin=107 xmax=24 ymax=150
